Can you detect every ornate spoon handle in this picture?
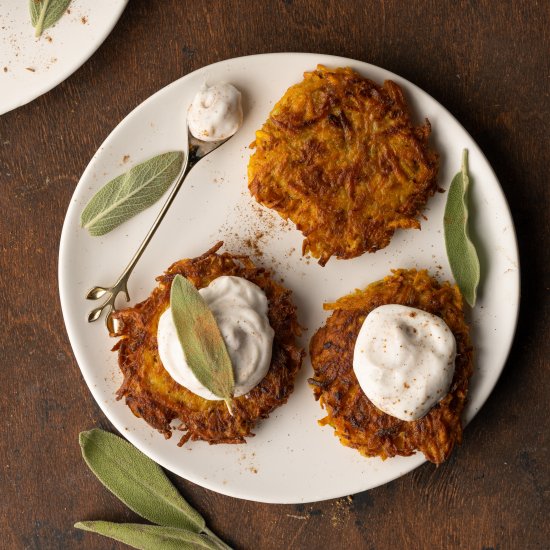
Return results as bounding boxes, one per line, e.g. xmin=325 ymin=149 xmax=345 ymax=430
xmin=86 ymin=133 xmax=230 ymax=332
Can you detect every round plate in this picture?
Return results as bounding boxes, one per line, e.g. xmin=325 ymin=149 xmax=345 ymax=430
xmin=0 ymin=0 xmax=127 ymax=115
xmin=59 ymin=53 xmax=520 ymax=504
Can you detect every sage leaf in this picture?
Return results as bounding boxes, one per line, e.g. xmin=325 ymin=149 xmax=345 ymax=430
xmin=80 ymin=151 xmax=184 ymax=236
xmin=79 ymin=429 xmax=205 ymax=532
xmin=30 ymin=0 xmax=71 ymax=37
xmin=443 ymin=149 xmax=480 ymax=307
xmin=74 ymin=522 xmax=220 ymax=550
xmin=170 ymin=275 xmax=235 ymax=407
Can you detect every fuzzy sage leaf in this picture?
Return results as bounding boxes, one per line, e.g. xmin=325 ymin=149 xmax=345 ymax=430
xmin=170 ymin=275 xmax=235 ymax=410
xmin=80 ymin=151 xmax=184 ymax=236
xmin=74 ymin=522 xmax=221 ymax=550
xmin=443 ymin=149 xmax=480 ymax=306
xmin=79 ymin=429 xmax=205 ymax=532
xmin=30 ymin=0 xmax=71 ymax=37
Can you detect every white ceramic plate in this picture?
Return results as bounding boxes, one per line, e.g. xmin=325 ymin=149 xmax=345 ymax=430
xmin=59 ymin=53 xmax=520 ymax=504
xmin=0 ymin=0 xmax=127 ymax=115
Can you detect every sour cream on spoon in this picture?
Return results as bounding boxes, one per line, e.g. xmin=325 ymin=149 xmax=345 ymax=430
xmin=187 ymin=82 xmax=243 ymax=142
xmin=157 ymin=276 xmax=274 ymax=399
xmin=353 ymin=304 xmax=457 ymax=421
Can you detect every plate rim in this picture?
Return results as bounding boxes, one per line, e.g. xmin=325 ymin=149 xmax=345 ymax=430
xmin=58 ymin=52 xmax=521 ymax=503
xmin=0 ymin=0 xmax=128 ymax=115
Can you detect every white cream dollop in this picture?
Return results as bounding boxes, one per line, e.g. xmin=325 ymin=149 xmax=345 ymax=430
xmin=353 ymin=304 xmax=456 ymax=421
xmin=187 ymin=82 xmax=243 ymax=142
xmin=157 ymin=276 xmax=274 ymax=400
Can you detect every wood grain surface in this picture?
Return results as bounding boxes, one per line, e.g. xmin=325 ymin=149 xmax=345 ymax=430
xmin=1 ymin=1 xmax=548 ymax=548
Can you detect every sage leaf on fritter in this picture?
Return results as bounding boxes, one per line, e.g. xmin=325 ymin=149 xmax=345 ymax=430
xmin=443 ymin=149 xmax=480 ymax=306
xmin=74 ymin=522 xmax=221 ymax=550
xmin=29 ymin=0 xmax=71 ymax=37
xmin=79 ymin=429 xmax=205 ymax=532
xmin=170 ymin=274 xmax=235 ymax=411
xmin=80 ymin=151 xmax=184 ymax=236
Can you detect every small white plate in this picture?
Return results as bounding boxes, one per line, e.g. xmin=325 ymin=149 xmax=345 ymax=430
xmin=59 ymin=53 xmax=520 ymax=504
xmin=0 ymin=0 xmax=127 ymax=115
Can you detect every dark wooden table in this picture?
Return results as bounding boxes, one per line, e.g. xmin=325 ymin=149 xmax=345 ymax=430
xmin=1 ymin=1 xmax=548 ymax=548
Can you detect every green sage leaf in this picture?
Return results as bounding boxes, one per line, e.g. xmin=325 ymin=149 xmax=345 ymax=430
xmin=170 ymin=275 xmax=235 ymax=405
xmin=80 ymin=151 xmax=184 ymax=236
xmin=443 ymin=149 xmax=480 ymax=306
xmin=74 ymin=522 xmax=220 ymax=550
xmin=79 ymin=429 xmax=205 ymax=532
xmin=30 ymin=0 xmax=71 ymax=37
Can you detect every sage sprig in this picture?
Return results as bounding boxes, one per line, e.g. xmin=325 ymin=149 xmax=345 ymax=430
xmin=80 ymin=151 xmax=184 ymax=237
xmin=74 ymin=522 xmax=222 ymax=550
xmin=170 ymin=275 xmax=235 ymax=412
xmin=29 ymin=0 xmax=71 ymax=38
xmin=443 ymin=149 xmax=480 ymax=306
xmin=77 ymin=429 xmax=231 ymax=550
xmin=79 ymin=430 xmax=204 ymax=531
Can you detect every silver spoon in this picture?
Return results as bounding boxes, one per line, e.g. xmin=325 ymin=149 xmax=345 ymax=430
xmin=86 ymin=125 xmax=235 ymax=333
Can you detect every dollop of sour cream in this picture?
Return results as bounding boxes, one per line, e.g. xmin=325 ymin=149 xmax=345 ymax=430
xmin=353 ymin=304 xmax=456 ymax=421
xmin=157 ymin=276 xmax=274 ymax=400
xmin=188 ymin=82 xmax=243 ymax=142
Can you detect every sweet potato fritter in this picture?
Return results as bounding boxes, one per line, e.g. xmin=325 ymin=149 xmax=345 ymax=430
xmin=248 ymin=65 xmax=439 ymax=266
xmin=111 ymin=243 xmax=304 ymax=446
xmin=309 ymin=269 xmax=473 ymax=464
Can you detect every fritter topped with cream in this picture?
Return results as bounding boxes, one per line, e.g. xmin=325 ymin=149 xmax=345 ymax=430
xmin=248 ymin=65 xmax=439 ymax=266
xmin=111 ymin=243 xmax=304 ymax=446
xmin=309 ymin=269 xmax=473 ymax=464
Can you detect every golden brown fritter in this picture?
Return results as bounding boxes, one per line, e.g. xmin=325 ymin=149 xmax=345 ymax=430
xmin=111 ymin=242 xmax=304 ymax=445
xmin=309 ymin=269 xmax=473 ymax=464
xmin=248 ymin=65 xmax=439 ymax=266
